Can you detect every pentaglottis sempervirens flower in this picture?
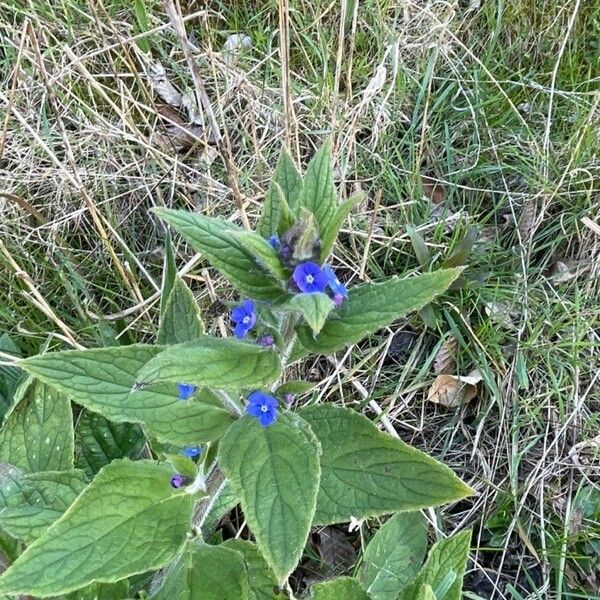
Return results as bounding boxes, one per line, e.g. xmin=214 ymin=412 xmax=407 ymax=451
xmin=180 ymin=446 xmax=202 ymax=459
xmin=323 ymin=264 xmax=348 ymax=306
xmin=177 ymin=383 xmax=197 ymax=401
xmin=170 ymin=474 xmax=187 ymax=488
xmin=246 ymin=390 xmax=278 ymax=427
xmin=231 ymin=299 xmax=257 ymax=339
xmin=292 ymin=262 xmax=328 ymax=294
xmin=267 ymin=234 xmax=281 ymax=250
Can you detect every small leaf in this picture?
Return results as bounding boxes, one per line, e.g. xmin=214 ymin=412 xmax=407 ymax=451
xmin=276 ymin=380 xmax=316 ymax=395
xmin=0 ymin=334 xmax=22 ymax=419
xmin=223 ymin=539 xmax=280 ymax=600
xmin=153 ymin=208 xmax=285 ymax=300
xmin=426 ymin=370 xmax=482 ymax=408
xmin=407 ymin=226 xmax=431 ymax=269
xmin=136 ymin=337 xmax=282 ymax=388
xmin=158 ymin=276 xmax=204 ymax=344
xmin=233 ymin=231 xmax=289 ymax=280
xmin=289 ymin=293 xmax=335 ymax=334
xmin=0 ymin=469 xmax=87 ymax=542
xmin=199 ymin=478 xmax=239 ymax=538
xmin=360 ymin=512 xmax=427 ymax=600
xmin=433 ymin=336 xmax=457 ymax=375
xmin=75 ymin=411 xmax=146 ymax=477
xmin=0 ymin=378 xmax=74 ymax=472
xmin=320 ymin=192 xmax=365 ymax=260
xmin=300 ymin=140 xmax=337 ymax=238
xmin=297 ymin=269 xmax=462 ymax=355
xmin=398 ymin=531 xmax=471 ymax=600
xmin=20 ymin=345 xmax=235 ymax=445
xmin=218 ymin=412 xmax=321 ymax=583
xmin=0 ymin=460 xmax=194 ymax=597
xmin=259 ymin=151 xmax=303 ymax=237
xmin=309 ymin=576 xmax=369 ymax=599
xmin=153 ymin=541 xmax=249 ymax=600
xmin=298 ymin=405 xmax=473 ymax=524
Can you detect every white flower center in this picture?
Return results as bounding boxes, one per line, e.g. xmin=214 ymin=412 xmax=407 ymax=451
xmin=306 ymin=274 xmax=314 ymax=284
xmin=260 ymin=404 xmax=269 ymax=413
xmin=243 ymin=316 xmax=251 ymax=324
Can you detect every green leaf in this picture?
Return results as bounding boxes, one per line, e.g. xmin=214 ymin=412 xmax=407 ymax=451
xmin=233 ymin=231 xmax=289 ymax=279
xmin=75 ymin=411 xmax=146 ymax=477
xmin=218 ymin=412 xmax=321 ymax=583
xmin=297 ymin=269 xmax=462 ymax=354
xmin=300 ymin=140 xmax=337 ymax=238
xmin=289 ymin=293 xmax=335 ymax=334
xmin=398 ymin=531 xmax=471 ymax=600
xmin=0 ymin=469 xmax=87 ymax=542
xmin=153 ymin=208 xmax=285 ymax=300
xmin=298 ymin=405 xmax=473 ymax=525
xmin=158 ymin=276 xmax=205 ymax=344
xmin=20 ymin=345 xmax=235 ymax=445
xmin=0 ymin=378 xmax=74 ymax=472
xmin=222 ymin=539 xmax=280 ymax=600
xmin=407 ymin=226 xmax=432 ymax=269
xmin=136 ymin=337 xmax=282 ymax=388
xmin=276 ymin=380 xmax=316 ymax=395
xmin=199 ymin=478 xmax=239 ymax=538
xmin=309 ymin=576 xmax=369 ymax=600
xmin=153 ymin=541 xmax=248 ymax=600
xmin=359 ymin=512 xmax=427 ymax=600
xmin=320 ymin=192 xmax=365 ymax=260
xmin=66 ymin=579 xmax=130 ymax=600
xmin=415 ymin=584 xmax=437 ymax=600
xmin=0 ymin=334 xmax=22 ymax=419
xmin=0 ymin=460 xmax=194 ymax=597
xmin=259 ymin=151 xmax=303 ymax=236
xmin=160 ymin=230 xmax=177 ymax=316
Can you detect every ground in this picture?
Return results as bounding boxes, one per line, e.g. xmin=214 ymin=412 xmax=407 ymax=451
xmin=0 ymin=0 xmax=598 ymax=598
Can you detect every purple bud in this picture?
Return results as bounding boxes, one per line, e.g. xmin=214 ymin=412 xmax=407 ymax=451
xmin=258 ymin=334 xmax=275 ymax=347
xmin=333 ymin=293 xmax=345 ymax=307
xmin=170 ymin=474 xmax=187 ymax=489
xmin=284 ymin=393 xmax=294 ymax=406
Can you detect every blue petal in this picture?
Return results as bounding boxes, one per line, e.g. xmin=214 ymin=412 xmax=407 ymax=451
xmin=247 ymin=402 xmax=264 ymax=417
xmin=177 ymin=383 xmax=197 ymax=400
xmin=180 ymin=446 xmax=202 ymax=458
xmin=235 ymin=322 xmax=250 ymax=338
xmin=231 ymin=305 xmax=247 ymax=322
xmin=247 ymin=390 xmax=266 ymax=404
xmin=293 ymin=262 xmax=327 ymax=294
xmin=259 ymin=407 xmax=277 ymax=427
xmin=242 ymin=299 xmax=255 ymax=314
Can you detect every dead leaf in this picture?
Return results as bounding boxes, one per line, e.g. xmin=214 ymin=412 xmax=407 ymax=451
xmin=550 ymin=257 xmax=588 ymax=283
xmin=517 ymin=198 xmax=537 ymax=240
xmin=484 ymin=302 xmax=518 ymax=331
xmin=427 ymin=369 xmax=482 ymax=408
xmin=434 ymin=335 xmax=457 ymax=375
xmin=421 ymin=175 xmax=446 ymax=205
xmin=147 ymin=61 xmax=182 ymax=107
xmin=316 ymin=527 xmax=356 ymax=575
xmin=223 ymin=33 xmax=252 ymax=65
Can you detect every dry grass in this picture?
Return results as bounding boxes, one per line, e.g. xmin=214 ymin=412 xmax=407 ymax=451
xmin=0 ymin=0 xmax=599 ymax=598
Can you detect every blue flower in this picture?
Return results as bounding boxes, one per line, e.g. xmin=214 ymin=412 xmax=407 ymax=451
xmin=323 ymin=264 xmax=348 ymax=305
xmin=246 ymin=391 xmax=278 ymax=427
xmin=268 ymin=234 xmax=281 ymax=250
xmin=180 ymin=446 xmax=202 ymax=459
xmin=292 ymin=262 xmax=327 ymax=294
xmin=177 ymin=383 xmax=197 ymax=401
xmin=231 ymin=299 xmax=257 ymax=339
xmin=170 ymin=474 xmax=187 ymax=488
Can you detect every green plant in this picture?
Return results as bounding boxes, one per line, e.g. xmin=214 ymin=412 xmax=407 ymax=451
xmin=0 ymin=142 xmax=473 ymax=599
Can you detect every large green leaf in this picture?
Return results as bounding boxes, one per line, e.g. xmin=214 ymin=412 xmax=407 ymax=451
xmin=319 ymin=192 xmax=365 ymax=260
xmin=298 ymin=405 xmax=473 ymax=524
xmin=0 ymin=469 xmax=87 ymax=542
xmin=299 ymin=140 xmax=337 ymax=239
xmin=158 ymin=276 xmax=205 ymax=344
xmin=153 ymin=541 xmax=248 ymax=600
xmin=259 ymin=151 xmax=303 ymax=237
xmin=20 ymin=345 xmax=235 ymax=445
xmin=75 ymin=411 xmax=146 ymax=477
xmin=153 ymin=208 xmax=284 ymax=300
xmin=222 ymin=539 xmax=280 ymax=600
xmin=66 ymin=579 xmax=130 ymax=600
xmin=289 ymin=293 xmax=335 ymax=334
xmin=297 ymin=269 xmax=462 ymax=354
xmin=136 ymin=337 xmax=282 ymax=388
xmin=233 ymin=231 xmax=289 ymax=280
xmin=398 ymin=531 xmax=471 ymax=600
xmin=0 ymin=460 xmax=194 ymax=597
xmin=309 ymin=576 xmax=369 ymax=599
xmin=0 ymin=378 xmax=74 ymax=472
xmin=219 ymin=412 xmax=321 ymax=583
xmin=360 ymin=512 xmax=427 ymax=600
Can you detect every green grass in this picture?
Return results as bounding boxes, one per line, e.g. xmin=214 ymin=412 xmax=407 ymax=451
xmin=0 ymin=0 xmax=599 ymax=597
